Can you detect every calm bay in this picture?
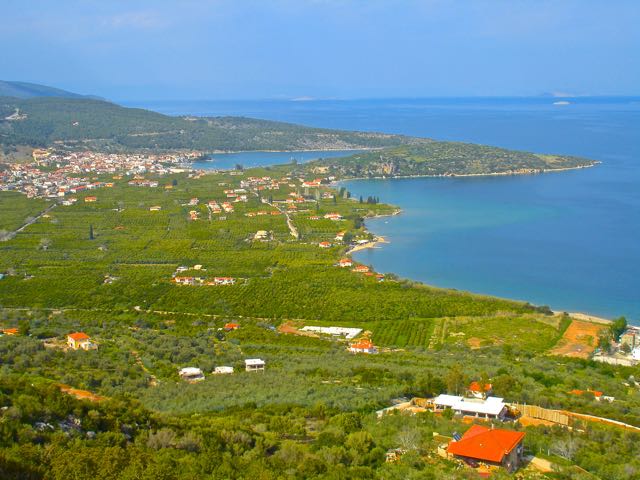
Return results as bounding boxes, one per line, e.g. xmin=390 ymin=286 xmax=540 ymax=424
xmin=129 ymin=97 xmax=640 ymax=322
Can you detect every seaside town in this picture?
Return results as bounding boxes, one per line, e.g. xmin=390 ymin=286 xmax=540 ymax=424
xmin=0 ymin=148 xmax=201 ymax=198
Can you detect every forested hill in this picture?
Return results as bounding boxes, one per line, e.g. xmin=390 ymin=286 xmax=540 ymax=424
xmin=0 ymin=96 xmax=424 ymax=152
xmin=0 ymin=80 xmax=101 ymax=100
xmin=302 ymin=143 xmax=597 ymax=177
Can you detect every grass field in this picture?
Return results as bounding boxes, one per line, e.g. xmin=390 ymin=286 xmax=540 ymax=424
xmin=0 ymin=191 xmax=48 ymax=232
xmin=438 ymin=314 xmax=565 ymax=353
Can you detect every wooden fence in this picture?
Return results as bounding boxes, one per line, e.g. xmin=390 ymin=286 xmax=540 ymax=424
xmin=510 ymin=403 xmax=570 ymax=426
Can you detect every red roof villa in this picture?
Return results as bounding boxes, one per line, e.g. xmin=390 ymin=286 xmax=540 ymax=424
xmin=447 ymin=425 xmax=525 ymax=472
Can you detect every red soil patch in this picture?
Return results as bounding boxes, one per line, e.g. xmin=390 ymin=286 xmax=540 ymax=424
xmin=59 ymin=384 xmax=105 ymax=402
xmin=549 ymin=320 xmax=605 ymax=359
xmin=277 ymin=321 xmax=318 ymax=337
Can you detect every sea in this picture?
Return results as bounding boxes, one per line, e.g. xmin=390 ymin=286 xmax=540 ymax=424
xmin=124 ymin=97 xmax=640 ymax=323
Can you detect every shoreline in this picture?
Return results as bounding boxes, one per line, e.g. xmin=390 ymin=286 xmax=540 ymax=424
xmin=344 ymin=209 xmax=401 ymax=254
xmin=200 ymin=156 xmax=616 ymax=324
xmin=202 ymin=147 xmax=378 ymax=155
xmin=339 ymin=162 xmax=599 ymax=182
xmin=345 ymin=236 xmax=389 ymax=254
xmin=551 ymin=311 xmax=613 ymax=325
xmin=350 ymin=200 xmax=615 ymax=325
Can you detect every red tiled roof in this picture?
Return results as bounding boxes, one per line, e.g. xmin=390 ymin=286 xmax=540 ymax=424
xmin=469 ymin=382 xmax=492 ymax=392
xmin=570 ymin=389 xmax=603 ymax=397
xmin=68 ymin=332 xmax=90 ymax=341
xmin=447 ymin=425 xmax=525 ymax=463
xmin=350 ymin=340 xmax=375 ymax=350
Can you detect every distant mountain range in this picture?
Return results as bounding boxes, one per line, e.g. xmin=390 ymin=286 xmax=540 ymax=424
xmin=0 ymin=80 xmax=103 ymax=100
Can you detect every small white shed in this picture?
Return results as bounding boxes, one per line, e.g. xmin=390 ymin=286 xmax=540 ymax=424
xmin=214 ymin=366 xmax=234 ymax=375
xmin=179 ymin=367 xmax=205 ymax=382
xmin=245 ymin=358 xmax=265 ymax=372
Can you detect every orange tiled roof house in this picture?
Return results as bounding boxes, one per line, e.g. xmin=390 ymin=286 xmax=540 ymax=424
xmin=67 ymin=332 xmax=97 ymax=351
xmin=447 ymin=425 xmax=525 ymax=473
xmin=348 ymin=339 xmax=378 ymax=354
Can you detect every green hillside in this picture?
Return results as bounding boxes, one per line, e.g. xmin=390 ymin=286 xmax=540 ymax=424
xmin=303 ymin=143 xmax=597 ymax=177
xmin=0 ymin=80 xmax=99 ymax=99
xmin=0 ymin=97 xmax=422 ymax=152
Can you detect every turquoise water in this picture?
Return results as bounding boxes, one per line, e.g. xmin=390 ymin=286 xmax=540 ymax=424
xmin=344 ymin=169 xmax=639 ymax=321
xmin=130 ymin=97 xmax=640 ymax=322
xmin=192 ymin=149 xmax=362 ymax=170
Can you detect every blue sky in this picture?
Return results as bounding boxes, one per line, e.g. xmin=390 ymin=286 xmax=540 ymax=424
xmin=1 ymin=0 xmax=639 ymax=100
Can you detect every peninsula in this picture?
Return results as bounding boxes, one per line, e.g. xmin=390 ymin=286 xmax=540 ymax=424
xmin=302 ymin=143 xmax=597 ymax=178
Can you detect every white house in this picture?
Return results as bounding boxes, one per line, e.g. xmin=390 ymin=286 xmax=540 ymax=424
xmin=300 ymin=326 xmax=362 ymax=339
xmin=67 ymin=332 xmax=97 ymax=351
xmin=348 ymin=340 xmax=378 ymax=354
xmin=254 ymin=230 xmax=270 ymax=241
xmin=213 ymin=366 xmax=234 ymax=375
xmin=432 ymin=394 xmax=507 ymax=420
xmin=179 ymin=367 xmax=205 ymax=382
xmin=337 ymin=258 xmax=353 ymax=268
xmin=245 ymin=358 xmax=266 ymax=372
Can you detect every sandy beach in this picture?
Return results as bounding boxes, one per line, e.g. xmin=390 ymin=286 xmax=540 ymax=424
xmin=346 ymin=236 xmax=388 ymax=254
xmin=552 ymin=311 xmax=612 ymax=324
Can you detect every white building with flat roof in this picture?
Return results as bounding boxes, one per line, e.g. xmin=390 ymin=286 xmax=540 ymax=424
xmin=179 ymin=367 xmax=205 ymax=382
xmin=433 ymin=394 xmax=507 ymax=419
xmin=300 ymin=326 xmax=363 ymax=339
xmin=213 ymin=366 xmax=234 ymax=374
xmin=245 ymin=358 xmax=265 ymax=372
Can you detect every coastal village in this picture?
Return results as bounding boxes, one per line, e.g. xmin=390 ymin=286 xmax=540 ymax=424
xmin=0 ymin=149 xmax=200 ymax=198
xmin=0 ymin=146 xmax=638 ymax=478
xmin=28 ymin=149 xmax=373 ymax=280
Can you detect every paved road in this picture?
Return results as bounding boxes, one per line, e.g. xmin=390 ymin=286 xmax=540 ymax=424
xmin=9 ymin=202 xmax=57 ymax=237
